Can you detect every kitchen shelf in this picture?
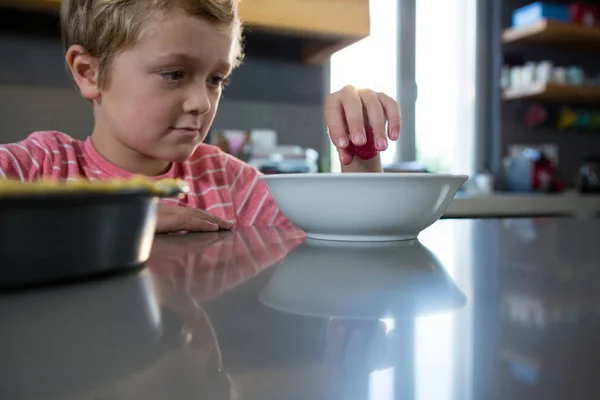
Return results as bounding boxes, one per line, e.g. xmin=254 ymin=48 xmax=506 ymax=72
xmin=503 ymin=82 xmax=600 ymax=104
xmin=502 ymin=19 xmax=600 ymax=51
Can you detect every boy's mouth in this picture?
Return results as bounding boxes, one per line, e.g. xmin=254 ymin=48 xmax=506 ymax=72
xmin=171 ymin=127 xmax=201 ymax=138
xmin=173 ymin=126 xmax=200 ymax=132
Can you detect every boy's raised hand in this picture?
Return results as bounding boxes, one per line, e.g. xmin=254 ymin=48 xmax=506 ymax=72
xmin=156 ymin=204 xmax=233 ymax=233
xmin=325 ymin=85 xmax=401 ymax=169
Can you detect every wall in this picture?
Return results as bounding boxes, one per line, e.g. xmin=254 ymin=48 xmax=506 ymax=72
xmin=495 ymin=0 xmax=600 ymax=186
xmin=0 ymin=7 xmax=327 ymax=158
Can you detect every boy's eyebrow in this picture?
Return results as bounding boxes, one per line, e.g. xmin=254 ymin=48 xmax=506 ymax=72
xmin=154 ymin=53 xmax=197 ymax=63
xmin=153 ymin=53 xmax=232 ymax=73
xmin=219 ymin=61 xmax=233 ymax=75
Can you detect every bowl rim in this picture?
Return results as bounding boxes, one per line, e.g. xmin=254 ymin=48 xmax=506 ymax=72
xmin=259 ymin=172 xmax=469 ymax=181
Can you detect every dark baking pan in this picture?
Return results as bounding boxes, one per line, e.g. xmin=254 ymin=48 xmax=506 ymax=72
xmin=0 ymin=179 xmax=187 ymax=289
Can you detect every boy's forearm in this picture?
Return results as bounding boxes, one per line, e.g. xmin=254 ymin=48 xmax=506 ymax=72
xmin=341 ymin=154 xmax=383 ymax=173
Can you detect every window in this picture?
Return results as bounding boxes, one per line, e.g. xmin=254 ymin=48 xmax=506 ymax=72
xmin=329 ymin=0 xmax=476 ymax=176
xmin=329 ymin=0 xmax=398 ymax=173
xmin=415 ymin=0 xmax=477 ymax=175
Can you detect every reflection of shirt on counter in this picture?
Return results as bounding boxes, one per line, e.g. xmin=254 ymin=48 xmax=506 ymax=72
xmin=148 ymin=227 xmax=305 ymax=303
xmin=0 ymin=131 xmax=290 ymax=226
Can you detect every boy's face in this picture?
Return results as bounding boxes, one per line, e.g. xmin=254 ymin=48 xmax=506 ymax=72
xmin=95 ymin=10 xmax=236 ymax=163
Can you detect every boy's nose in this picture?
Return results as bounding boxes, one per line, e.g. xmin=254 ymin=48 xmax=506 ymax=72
xmin=183 ymin=85 xmax=211 ymax=115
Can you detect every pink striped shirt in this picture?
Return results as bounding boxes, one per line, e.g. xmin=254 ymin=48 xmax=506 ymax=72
xmin=0 ymin=131 xmax=289 ymax=227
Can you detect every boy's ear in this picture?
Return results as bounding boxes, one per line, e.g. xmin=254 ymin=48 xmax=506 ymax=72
xmin=65 ymin=45 xmax=101 ymax=101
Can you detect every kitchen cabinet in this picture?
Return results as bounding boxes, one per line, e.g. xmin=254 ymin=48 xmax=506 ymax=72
xmin=240 ymin=0 xmax=370 ymax=62
xmin=0 ymin=0 xmax=370 ymax=63
xmin=0 ymin=0 xmax=60 ymax=11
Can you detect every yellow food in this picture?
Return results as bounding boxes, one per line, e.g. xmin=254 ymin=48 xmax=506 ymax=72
xmin=0 ymin=176 xmax=189 ymax=197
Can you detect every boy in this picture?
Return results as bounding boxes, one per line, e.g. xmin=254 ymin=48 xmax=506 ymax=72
xmin=0 ymin=0 xmax=401 ymax=233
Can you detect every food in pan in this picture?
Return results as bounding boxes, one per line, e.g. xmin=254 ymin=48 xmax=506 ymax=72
xmin=0 ymin=176 xmax=189 ymax=198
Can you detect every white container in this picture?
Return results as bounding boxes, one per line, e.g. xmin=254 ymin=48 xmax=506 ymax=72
xmin=521 ymin=62 xmax=537 ymax=86
xmin=260 ymin=173 xmax=468 ymax=242
xmin=553 ymin=67 xmax=568 ymax=84
xmin=536 ymin=61 xmax=554 ymax=83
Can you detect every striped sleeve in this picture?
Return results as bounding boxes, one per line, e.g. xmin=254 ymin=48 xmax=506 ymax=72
xmin=0 ymin=133 xmax=55 ymax=181
xmin=226 ymin=155 xmax=290 ymax=227
xmin=147 ymin=226 xmax=305 ymax=303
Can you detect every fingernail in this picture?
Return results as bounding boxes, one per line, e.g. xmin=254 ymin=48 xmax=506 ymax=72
xmin=376 ymin=138 xmax=388 ymax=151
xmin=336 ymin=137 xmax=349 ymax=148
xmin=352 ymin=132 xmax=366 ymax=145
xmin=391 ymin=129 xmax=400 ymax=140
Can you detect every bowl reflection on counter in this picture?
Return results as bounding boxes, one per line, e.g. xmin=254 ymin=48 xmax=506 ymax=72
xmin=259 ymin=238 xmax=467 ymax=320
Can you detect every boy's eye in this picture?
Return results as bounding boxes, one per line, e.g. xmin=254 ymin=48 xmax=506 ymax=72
xmin=208 ymin=75 xmax=229 ymax=87
xmin=160 ymin=70 xmax=185 ymax=81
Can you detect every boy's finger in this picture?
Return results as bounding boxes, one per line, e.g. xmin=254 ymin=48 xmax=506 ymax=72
xmin=186 ymin=208 xmax=233 ymax=229
xmin=157 ymin=204 xmax=233 ymax=231
xmin=183 ymin=216 xmax=221 ymax=232
xmin=377 ymin=92 xmax=401 ymax=141
xmin=338 ymin=147 xmax=354 ymax=166
xmin=359 ymin=89 xmax=387 ymax=151
xmin=324 ymin=96 xmax=350 ymax=149
xmin=340 ymin=86 xmax=366 ymax=146
xmin=156 ymin=213 xmax=219 ymax=233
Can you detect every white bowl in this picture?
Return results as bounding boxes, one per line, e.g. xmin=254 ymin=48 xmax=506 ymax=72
xmin=259 ymin=239 xmax=467 ymax=319
xmin=260 ymin=173 xmax=468 ymax=242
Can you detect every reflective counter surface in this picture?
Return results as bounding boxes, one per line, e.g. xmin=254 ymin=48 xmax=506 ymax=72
xmin=2 ymin=218 xmax=600 ymax=399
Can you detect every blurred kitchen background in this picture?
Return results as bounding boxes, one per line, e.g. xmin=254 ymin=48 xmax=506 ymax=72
xmin=1 ymin=0 xmax=600 ymax=217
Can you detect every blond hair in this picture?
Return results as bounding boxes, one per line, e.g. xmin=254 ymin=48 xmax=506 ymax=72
xmin=60 ymin=0 xmax=244 ymax=87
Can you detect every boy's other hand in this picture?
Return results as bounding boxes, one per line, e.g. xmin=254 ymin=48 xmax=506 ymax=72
xmin=156 ymin=204 xmax=234 ymax=233
xmin=325 ymin=85 xmax=401 ymax=167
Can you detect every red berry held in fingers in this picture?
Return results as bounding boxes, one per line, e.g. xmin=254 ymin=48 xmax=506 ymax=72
xmin=347 ymin=126 xmax=378 ymax=160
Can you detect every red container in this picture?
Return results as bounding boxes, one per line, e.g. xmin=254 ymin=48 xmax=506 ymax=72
xmin=569 ymin=3 xmax=599 ymax=27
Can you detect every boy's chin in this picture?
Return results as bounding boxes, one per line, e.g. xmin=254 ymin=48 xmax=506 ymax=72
xmin=165 ymin=153 xmax=194 ymax=163
xmin=161 ymin=145 xmax=199 ymax=162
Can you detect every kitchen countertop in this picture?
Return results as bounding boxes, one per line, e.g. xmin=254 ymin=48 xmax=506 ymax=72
xmin=446 ymin=191 xmax=600 ymax=218
xmin=2 ymin=218 xmax=600 ymax=399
